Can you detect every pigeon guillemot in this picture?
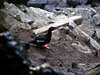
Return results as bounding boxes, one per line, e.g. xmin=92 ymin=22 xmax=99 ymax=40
xmin=29 ymin=27 xmax=56 ymax=49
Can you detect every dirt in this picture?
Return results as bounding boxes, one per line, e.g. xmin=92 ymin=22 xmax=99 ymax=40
xmin=15 ymin=28 xmax=100 ymax=71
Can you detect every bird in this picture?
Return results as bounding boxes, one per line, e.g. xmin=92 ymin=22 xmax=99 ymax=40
xmin=29 ymin=27 xmax=56 ymax=49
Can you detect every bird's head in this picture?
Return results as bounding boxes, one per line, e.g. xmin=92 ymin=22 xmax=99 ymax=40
xmin=48 ymin=27 xmax=56 ymax=32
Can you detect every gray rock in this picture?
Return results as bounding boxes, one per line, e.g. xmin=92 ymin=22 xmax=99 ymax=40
xmin=96 ymin=29 xmax=100 ymax=39
xmin=94 ymin=7 xmax=100 ymax=14
xmin=57 ymin=0 xmax=67 ymax=7
xmin=27 ymin=0 xmax=47 ymax=8
xmin=67 ymin=0 xmax=88 ymax=7
xmin=76 ymin=5 xmax=92 ymax=8
xmin=47 ymin=0 xmax=60 ymax=5
xmin=26 ymin=7 xmax=55 ymax=28
xmin=28 ymin=0 xmax=47 ymax=4
xmin=93 ymin=14 xmax=100 ymax=26
xmin=4 ymin=2 xmax=33 ymax=23
xmin=66 ymin=72 xmax=75 ymax=75
xmin=52 ymin=29 xmax=61 ymax=41
xmin=0 ymin=9 xmax=31 ymax=31
xmin=44 ymin=4 xmax=56 ymax=12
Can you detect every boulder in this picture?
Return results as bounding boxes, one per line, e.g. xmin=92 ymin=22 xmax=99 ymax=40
xmin=4 ymin=2 xmax=33 ymax=23
xmin=93 ymin=14 xmax=100 ymax=26
xmin=26 ymin=7 xmax=55 ymax=28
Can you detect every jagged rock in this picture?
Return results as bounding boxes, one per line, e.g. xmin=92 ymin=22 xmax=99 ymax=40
xmin=1 ymin=9 xmax=31 ymax=31
xmin=54 ymin=8 xmax=96 ymax=37
xmin=75 ymin=27 xmax=100 ymax=51
xmin=93 ymin=14 xmax=100 ymax=26
xmin=4 ymin=2 xmax=33 ymax=23
xmin=29 ymin=7 xmax=55 ymax=20
xmin=26 ymin=7 xmax=55 ymax=28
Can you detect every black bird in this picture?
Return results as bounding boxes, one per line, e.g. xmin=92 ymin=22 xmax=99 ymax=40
xmin=29 ymin=27 xmax=56 ymax=49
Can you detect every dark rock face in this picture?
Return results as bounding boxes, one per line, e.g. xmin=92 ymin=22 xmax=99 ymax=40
xmin=0 ymin=0 xmax=5 ymax=8
xmin=67 ymin=0 xmax=81 ymax=8
xmin=27 ymin=0 xmax=47 ymax=8
xmin=6 ymin=0 xmax=29 ymax=5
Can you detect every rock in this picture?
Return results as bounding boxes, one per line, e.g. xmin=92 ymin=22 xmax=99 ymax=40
xmin=57 ymin=0 xmax=67 ymax=7
xmin=6 ymin=0 xmax=28 ymax=5
xmin=67 ymin=0 xmax=88 ymax=7
xmin=0 ymin=0 xmax=4 ymax=8
xmin=0 ymin=10 xmax=8 ymax=32
xmin=47 ymin=0 xmax=59 ymax=5
xmin=95 ymin=29 xmax=100 ymax=39
xmin=66 ymin=35 xmax=73 ymax=41
xmin=44 ymin=4 xmax=56 ymax=12
xmin=4 ymin=2 xmax=33 ymax=23
xmin=75 ymin=27 xmax=100 ymax=51
xmin=91 ymin=0 xmax=100 ymax=7
xmin=66 ymin=72 xmax=75 ymax=75
xmin=94 ymin=7 xmax=100 ymax=14
xmin=93 ymin=14 xmax=100 ymax=26
xmin=27 ymin=0 xmax=47 ymax=8
xmin=72 ymin=41 xmax=92 ymax=53
xmin=26 ymin=7 xmax=55 ymax=28
xmin=1 ymin=9 xmax=31 ymax=31
xmin=29 ymin=7 xmax=55 ymax=19
xmin=68 ymin=20 xmax=77 ymax=30
xmin=46 ymin=0 xmax=67 ymax=8
xmin=76 ymin=5 xmax=92 ymax=8
xmin=28 ymin=0 xmax=47 ymax=4
xmin=52 ymin=29 xmax=61 ymax=41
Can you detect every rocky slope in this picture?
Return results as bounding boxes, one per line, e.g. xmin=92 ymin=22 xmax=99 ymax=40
xmin=0 ymin=1 xmax=100 ymax=75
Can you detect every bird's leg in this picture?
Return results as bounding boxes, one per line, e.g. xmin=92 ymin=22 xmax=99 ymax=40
xmin=43 ymin=44 xmax=49 ymax=49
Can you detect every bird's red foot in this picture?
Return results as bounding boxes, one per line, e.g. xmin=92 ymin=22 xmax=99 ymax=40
xmin=43 ymin=44 xmax=49 ymax=49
